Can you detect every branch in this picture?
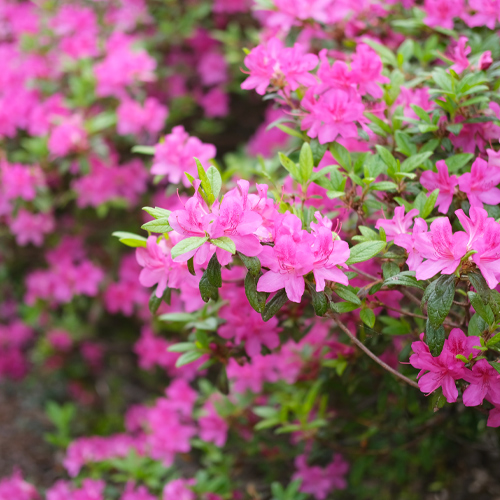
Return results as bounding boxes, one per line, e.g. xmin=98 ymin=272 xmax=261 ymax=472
xmin=376 ymin=303 xmax=462 ymax=328
xmin=328 ymin=311 xmax=419 ymax=389
xmin=348 ymin=265 xmax=379 ymax=281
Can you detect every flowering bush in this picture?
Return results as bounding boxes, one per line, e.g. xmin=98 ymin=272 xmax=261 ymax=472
xmin=2 ymin=0 xmax=500 ymax=498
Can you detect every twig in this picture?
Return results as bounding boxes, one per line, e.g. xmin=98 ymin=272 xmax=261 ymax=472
xmin=328 ymin=311 xmax=419 ymax=389
xmin=399 ymin=288 xmax=422 ymax=307
xmin=376 ymin=303 xmax=462 ymax=328
xmin=348 ymin=265 xmax=379 ymax=281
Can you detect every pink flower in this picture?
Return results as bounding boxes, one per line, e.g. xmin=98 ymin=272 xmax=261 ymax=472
xmin=292 ymin=454 xmax=349 ymax=500
xmin=197 ymin=51 xmax=228 ymax=86
xmin=47 ymin=330 xmax=73 ymax=352
xmin=117 ymin=97 xmax=168 ymax=137
xmin=257 ymin=214 xmax=315 ymax=303
xmin=478 ymin=51 xmax=493 ymax=71
xmin=350 ymin=44 xmax=389 ymax=99
xmin=0 ymin=471 xmax=39 ymax=500
xmin=163 ymin=479 xmax=196 ymax=500
xmin=199 ymin=401 xmax=228 ymax=447
xmin=9 ymin=209 xmax=55 ymax=247
xmin=414 ymin=217 xmax=468 ymax=280
xmin=423 ymin=0 xmax=464 ymax=29
xmin=465 ymin=0 xmax=500 ymax=29
xmin=458 ymin=158 xmax=500 ymax=208
xmin=375 ymin=206 xmax=420 ymax=241
xmin=121 ymin=483 xmax=156 ymax=500
xmin=395 ymin=218 xmax=428 ymax=270
xmin=0 ymin=161 xmax=45 ymax=201
xmin=421 ymin=160 xmax=458 ymax=213
xmin=462 ymin=359 xmax=500 ymax=406
xmin=487 ymin=405 xmax=500 ymax=427
xmin=310 ymin=212 xmax=350 ymax=291
xmin=199 ymin=87 xmax=229 ymax=118
xmin=165 ymin=379 xmax=198 ymax=416
xmin=442 ymin=328 xmax=481 ymax=360
xmin=301 ymin=88 xmax=365 ymax=144
xmin=449 ymin=36 xmax=470 ymax=73
xmin=151 ymin=126 xmax=216 ymax=186
xmin=48 ymin=115 xmax=88 ymax=157
xmin=413 ymin=349 xmax=465 ymax=402
xmin=396 ymin=87 xmax=433 ymax=121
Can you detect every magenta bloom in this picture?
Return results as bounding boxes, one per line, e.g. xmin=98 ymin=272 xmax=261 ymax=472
xmin=395 ymin=217 xmax=428 ymax=270
xmin=151 ymin=126 xmax=216 ymax=186
xmin=350 ymin=44 xmax=390 ymax=99
xmin=423 ymin=0 xmax=464 ymax=29
xmin=442 ymin=328 xmax=481 ymax=360
xmin=257 ymin=214 xmax=314 ymax=303
xmin=449 ymin=36 xmax=471 ymax=73
xmin=414 ymin=349 xmax=465 ymax=403
xmin=420 ymin=160 xmax=458 ymax=214
xmin=163 ymin=479 xmax=196 ymax=500
xmin=136 ymin=236 xmax=179 ymax=298
xmin=199 ymin=401 xmax=228 ymax=447
xmin=464 ymin=0 xmax=500 ymax=29
xmin=9 ymin=209 xmax=55 ymax=247
xmin=301 ymin=88 xmax=365 ymax=145
xmin=458 ymin=158 xmax=500 ymax=208
xmin=310 ymin=212 xmax=350 ymax=291
xmin=375 ymin=206 xmax=419 ymax=241
xmin=117 ymin=97 xmax=168 ymax=137
xmin=292 ymin=454 xmax=349 ymax=500
xmin=48 ymin=115 xmax=88 ymax=158
xmin=414 ymin=217 xmax=468 ymax=281
xmin=462 ymin=359 xmax=500 ymax=406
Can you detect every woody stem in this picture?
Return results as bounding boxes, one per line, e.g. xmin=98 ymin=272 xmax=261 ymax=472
xmin=328 ymin=311 xmax=419 ymax=389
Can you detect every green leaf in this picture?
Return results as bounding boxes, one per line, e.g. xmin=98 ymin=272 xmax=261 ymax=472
xmin=149 ymin=290 xmax=163 ymax=315
xmin=299 ymin=142 xmax=314 ymax=185
xmin=426 ymin=274 xmax=455 ymax=328
xmin=468 ymin=313 xmax=488 ymax=337
xmin=206 ymin=253 xmax=222 ymax=288
xmin=421 ymin=189 xmax=439 ymax=219
xmin=158 ymin=312 xmax=194 ymax=322
xmin=330 ymin=142 xmax=352 ymax=171
xmin=262 ymin=289 xmax=288 ymax=322
xmin=171 ymin=236 xmax=209 ymax=259
xmin=330 ymin=301 xmax=360 ymax=313
xmin=199 ymin=272 xmax=219 ymax=303
xmin=132 ymin=145 xmax=156 ymax=155
xmin=211 ymin=236 xmax=236 ymax=254
xmin=187 ymin=256 xmax=196 ymax=276
xmin=142 ymin=207 xmax=171 ymax=219
xmin=310 ymin=139 xmax=328 ymax=166
xmin=216 ymin=365 xmax=229 ymax=395
xmin=410 ymin=104 xmax=431 ymax=123
xmin=346 ymin=241 xmax=386 ymax=265
xmin=425 ymin=319 xmax=445 ymax=356
xmin=371 ymin=181 xmax=398 ymax=192
xmin=360 ymin=309 xmax=376 ymax=328
xmin=375 ymin=145 xmax=397 ymax=171
xmin=467 ymin=271 xmax=491 ymax=304
xmin=244 ymin=272 xmax=268 ymax=313
xmin=141 ymin=217 xmax=173 ymax=233
xmin=206 ymin=165 xmax=222 ymax=200
xmin=112 ymin=231 xmax=147 ymax=248
xmin=334 ymin=284 xmax=361 ymax=305
xmin=195 ymin=157 xmax=215 ymax=205
xmin=175 ymin=350 xmax=204 ymax=367
xmin=468 ymin=292 xmax=495 ymax=325
xmin=276 ymin=123 xmax=304 ymax=139
xmin=238 ymin=251 xmax=261 ymax=277
xmin=400 ymin=152 xmax=433 ymax=172
xmin=383 ymin=271 xmax=426 ymax=290
xmin=366 ymin=113 xmax=392 ymax=135
xmin=362 ymin=37 xmax=398 ymax=67
xmin=279 ymin=152 xmax=300 ymax=180
xmin=445 ymin=154 xmax=474 ymax=172
xmin=168 ymin=342 xmax=197 ymax=353
xmin=395 ymin=131 xmax=417 ymax=156
xmin=306 ymin=282 xmax=328 ymax=316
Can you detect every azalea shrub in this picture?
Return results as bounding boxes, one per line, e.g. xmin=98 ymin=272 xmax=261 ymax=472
xmin=2 ymin=0 xmax=500 ymax=499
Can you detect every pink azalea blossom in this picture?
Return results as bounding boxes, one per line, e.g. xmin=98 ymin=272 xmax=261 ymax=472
xmin=464 ymin=0 xmax=500 ymax=29
xmin=442 ymin=328 xmax=481 ymax=360
xmin=421 ymin=160 xmax=459 ymax=213
xmin=350 ymin=44 xmax=389 ymax=99
xmin=423 ymin=0 xmax=464 ymax=29
xmin=310 ymin=212 xmax=350 ymax=291
xmin=487 ymin=404 xmax=500 ymax=427
xmin=117 ymin=97 xmax=168 ymax=137
xmin=9 ymin=209 xmax=55 ymax=247
xmin=414 ymin=217 xmax=468 ymax=280
xmin=0 ymin=471 xmax=39 ymax=500
xmin=163 ymin=479 xmax=196 ymax=500
xmin=197 ymin=51 xmax=228 ymax=86
xmin=395 ymin=218 xmax=428 ymax=270
xmin=257 ymin=214 xmax=315 ymax=303
xmin=121 ymin=483 xmax=156 ymax=500
xmin=48 ymin=115 xmax=88 ymax=157
xmin=375 ymin=206 xmax=419 ymax=241
xmin=301 ymin=88 xmax=365 ymax=144
xmin=151 ymin=126 xmax=216 ymax=186
xmin=458 ymin=158 xmax=500 ymax=207
xmin=449 ymin=36 xmax=470 ymax=73
xmin=462 ymin=359 xmax=500 ymax=406
xmin=478 ymin=51 xmax=493 ymax=71
xmin=412 ymin=349 xmax=465 ymax=402
xmin=292 ymin=454 xmax=349 ymax=500
xmin=199 ymin=400 xmax=228 ymax=447
xmin=199 ymin=87 xmax=229 ymax=118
